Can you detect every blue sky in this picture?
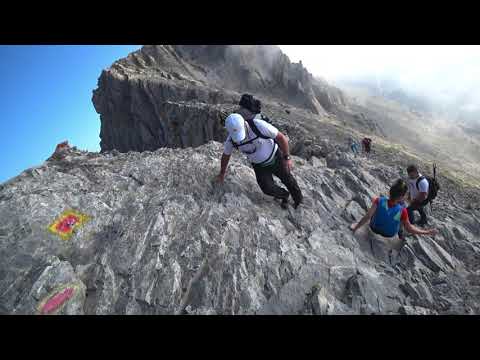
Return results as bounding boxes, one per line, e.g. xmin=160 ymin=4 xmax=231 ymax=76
xmin=0 ymin=45 xmax=141 ymax=183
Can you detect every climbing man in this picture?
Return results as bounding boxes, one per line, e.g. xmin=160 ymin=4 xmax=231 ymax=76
xmin=362 ymin=137 xmax=372 ymax=157
xmin=215 ymin=112 xmax=303 ymax=209
xmin=350 ymin=179 xmax=437 ymax=245
xmin=406 ymin=164 xmax=430 ymax=226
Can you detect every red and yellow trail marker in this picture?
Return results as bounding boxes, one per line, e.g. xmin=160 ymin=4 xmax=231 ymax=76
xmin=37 ymin=282 xmax=82 ymax=315
xmin=48 ymin=209 xmax=90 ymax=240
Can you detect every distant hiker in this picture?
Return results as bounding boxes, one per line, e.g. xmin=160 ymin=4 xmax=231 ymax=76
xmin=349 ymin=137 xmax=360 ymax=157
xmin=362 ymin=137 xmax=372 ymax=156
xmin=215 ymin=112 xmax=303 ymax=209
xmin=406 ymin=164 xmax=439 ymax=226
xmin=350 ymin=179 xmax=437 ymax=244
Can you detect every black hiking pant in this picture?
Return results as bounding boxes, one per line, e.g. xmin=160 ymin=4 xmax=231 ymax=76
xmin=407 ymin=200 xmax=429 ymax=225
xmin=252 ymin=150 xmax=303 ymax=204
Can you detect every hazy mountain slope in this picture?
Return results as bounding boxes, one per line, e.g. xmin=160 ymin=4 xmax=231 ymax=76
xmin=336 ymin=79 xmax=480 ymax=182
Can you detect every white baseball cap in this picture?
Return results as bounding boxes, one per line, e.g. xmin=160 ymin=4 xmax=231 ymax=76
xmin=225 ymin=113 xmax=246 ymax=143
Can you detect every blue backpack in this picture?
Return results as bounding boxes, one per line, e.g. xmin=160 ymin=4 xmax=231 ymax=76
xmin=370 ymin=196 xmax=404 ymax=237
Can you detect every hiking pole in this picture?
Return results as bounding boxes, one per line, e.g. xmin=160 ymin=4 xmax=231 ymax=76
xmin=430 ymin=163 xmax=437 ymax=213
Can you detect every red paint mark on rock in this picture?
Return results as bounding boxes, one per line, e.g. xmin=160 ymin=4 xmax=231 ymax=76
xmin=55 ymin=215 xmax=79 ymax=233
xmin=41 ymin=287 xmax=75 ymax=314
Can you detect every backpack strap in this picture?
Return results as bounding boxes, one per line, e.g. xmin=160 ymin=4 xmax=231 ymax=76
xmin=416 ymin=176 xmax=426 ymax=190
xmin=230 ymin=136 xmax=258 ymax=148
xmin=231 ymin=118 xmax=278 ymax=158
xmin=230 ymin=121 xmax=259 ymax=148
xmin=259 ymin=114 xmax=272 ymax=123
xmin=247 ymin=118 xmax=279 ymax=149
xmin=246 ymin=118 xmax=271 ymax=140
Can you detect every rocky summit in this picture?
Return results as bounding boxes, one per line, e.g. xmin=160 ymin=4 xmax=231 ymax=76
xmin=92 ymin=45 xmax=347 ymax=153
xmin=1 ymin=45 xmax=480 ymax=315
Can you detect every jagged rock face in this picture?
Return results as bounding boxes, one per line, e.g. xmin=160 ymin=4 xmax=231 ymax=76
xmin=92 ymin=45 xmax=347 ymax=153
xmin=1 ymin=144 xmax=479 ymax=314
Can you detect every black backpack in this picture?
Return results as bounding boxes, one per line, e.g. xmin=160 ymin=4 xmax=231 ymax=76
xmin=239 ymin=93 xmax=262 ymax=114
xmin=416 ymin=163 xmax=440 ymax=204
xmin=239 ymin=93 xmax=276 ymax=126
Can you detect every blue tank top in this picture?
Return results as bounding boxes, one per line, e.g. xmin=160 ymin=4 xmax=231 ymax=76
xmin=370 ymin=196 xmax=404 ymax=237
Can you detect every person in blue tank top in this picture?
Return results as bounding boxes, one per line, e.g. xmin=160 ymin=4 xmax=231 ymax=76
xmin=350 ymin=179 xmax=437 ymax=239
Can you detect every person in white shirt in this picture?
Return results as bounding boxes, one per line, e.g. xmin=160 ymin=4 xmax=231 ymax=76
xmin=215 ymin=113 xmax=303 ymax=209
xmin=406 ymin=164 xmax=429 ymax=226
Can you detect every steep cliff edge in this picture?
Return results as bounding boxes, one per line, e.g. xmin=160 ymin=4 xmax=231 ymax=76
xmin=92 ymin=45 xmax=347 ymax=153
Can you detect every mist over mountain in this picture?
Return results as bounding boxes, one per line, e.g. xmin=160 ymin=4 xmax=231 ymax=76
xmin=335 ymin=75 xmax=434 ymax=115
xmin=279 ymin=45 xmax=480 ymax=130
xmin=334 ymin=72 xmax=480 ymax=132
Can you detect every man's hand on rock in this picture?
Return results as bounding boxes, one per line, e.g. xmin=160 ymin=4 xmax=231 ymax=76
xmin=350 ymin=223 xmax=358 ymax=233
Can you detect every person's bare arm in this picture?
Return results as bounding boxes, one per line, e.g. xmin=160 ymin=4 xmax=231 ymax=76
xmin=275 ymin=132 xmax=293 ymax=172
xmin=351 ymin=203 xmax=377 ymax=233
xmin=275 ymin=132 xmax=290 ymax=155
xmin=216 ymin=153 xmax=231 ymax=183
xmin=404 ymin=218 xmax=437 ymax=236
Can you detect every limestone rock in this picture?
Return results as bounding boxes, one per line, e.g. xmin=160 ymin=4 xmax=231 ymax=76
xmin=1 ymin=143 xmax=478 ymax=314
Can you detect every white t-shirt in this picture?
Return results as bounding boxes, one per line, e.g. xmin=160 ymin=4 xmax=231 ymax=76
xmin=223 ymin=117 xmax=279 ymax=164
xmin=408 ymin=174 xmax=429 ymax=199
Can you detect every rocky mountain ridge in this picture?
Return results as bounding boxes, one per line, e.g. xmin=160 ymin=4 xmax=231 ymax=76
xmin=1 ymin=142 xmax=479 ymax=314
xmin=1 ymin=45 xmax=479 ymax=315
xmin=92 ymin=45 xmax=348 ymax=153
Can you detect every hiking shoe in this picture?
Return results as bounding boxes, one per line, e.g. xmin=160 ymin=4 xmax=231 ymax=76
xmin=280 ymin=198 xmax=289 ymax=209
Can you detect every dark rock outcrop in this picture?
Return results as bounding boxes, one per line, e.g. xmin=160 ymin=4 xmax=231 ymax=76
xmin=92 ymin=45 xmax=347 ymax=153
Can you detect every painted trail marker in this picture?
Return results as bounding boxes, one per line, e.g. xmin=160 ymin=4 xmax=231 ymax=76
xmin=48 ymin=209 xmax=90 ymax=240
xmin=37 ymin=283 xmax=81 ymax=315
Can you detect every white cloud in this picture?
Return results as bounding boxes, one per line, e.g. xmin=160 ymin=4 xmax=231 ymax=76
xmin=278 ymin=45 xmax=480 ymax=83
xmin=278 ymin=45 xmax=480 ymax=117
